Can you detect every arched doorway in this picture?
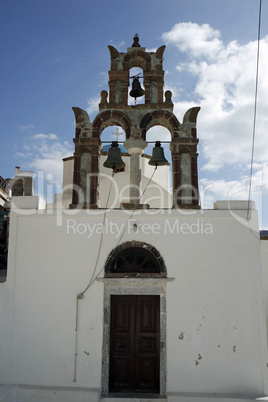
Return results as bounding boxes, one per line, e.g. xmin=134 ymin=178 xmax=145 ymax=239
xmin=99 ymin=242 xmax=171 ymax=398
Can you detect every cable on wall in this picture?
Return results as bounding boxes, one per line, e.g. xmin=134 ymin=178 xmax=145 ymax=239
xmin=88 ymin=165 xmax=158 ymax=286
xmin=73 ymin=172 xmax=114 ymax=382
xmin=73 ymin=165 xmax=157 ymax=382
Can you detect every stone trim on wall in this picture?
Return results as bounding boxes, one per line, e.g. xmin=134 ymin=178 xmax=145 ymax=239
xmin=97 ymin=277 xmax=174 ymax=398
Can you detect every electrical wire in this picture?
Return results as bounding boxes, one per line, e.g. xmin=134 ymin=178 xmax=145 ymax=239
xmin=88 ymin=165 xmax=158 ymax=286
xmin=73 ymin=165 xmax=157 ymax=381
xmin=73 ymin=173 xmax=114 ymax=382
xmin=247 ymin=0 xmax=262 ymax=221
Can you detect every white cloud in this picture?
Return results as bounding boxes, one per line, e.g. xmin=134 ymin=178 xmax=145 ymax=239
xmin=86 ymin=96 xmax=100 ymax=119
xmin=162 ymin=22 xmax=223 ymax=60
xmin=199 ymin=162 xmax=268 ymax=225
xmin=30 ymin=158 xmax=64 ymax=185
xmin=15 ymin=152 xmax=29 ymax=158
xmin=162 ymin=23 xmax=268 ymax=173
xmin=31 ymin=133 xmax=58 ymax=140
xmin=23 ymin=145 xmax=31 ymax=151
xmin=21 ymin=124 xmax=36 ymax=131
xmin=161 ymin=23 xmax=268 ymax=226
xmin=117 ymin=41 xmax=125 ymax=48
xmin=17 ymin=134 xmax=73 ymax=189
xmin=109 ymin=39 xmax=126 ymax=49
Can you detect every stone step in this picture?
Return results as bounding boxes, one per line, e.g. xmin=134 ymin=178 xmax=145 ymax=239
xmin=1 ymin=385 xmax=268 ymax=402
xmin=167 ymin=395 xmax=268 ymax=402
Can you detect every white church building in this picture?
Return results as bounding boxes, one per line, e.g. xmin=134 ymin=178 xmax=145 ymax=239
xmin=1 ymin=35 xmax=268 ymax=402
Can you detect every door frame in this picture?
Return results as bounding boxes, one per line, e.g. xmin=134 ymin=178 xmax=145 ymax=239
xmin=98 ymin=277 xmax=173 ymax=398
xmin=109 ymin=294 xmax=160 ymax=394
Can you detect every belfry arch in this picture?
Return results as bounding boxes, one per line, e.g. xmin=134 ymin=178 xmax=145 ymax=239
xmin=140 ymin=108 xmax=200 ymax=208
xmin=140 ymin=110 xmax=180 ymax=138
xmin=70 ymin=35 xmax=200 ymax=209
xmin=92 ymin=110 xmax=132 ymax=139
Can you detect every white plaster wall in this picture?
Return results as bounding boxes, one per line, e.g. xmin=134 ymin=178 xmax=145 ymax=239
xmin=102 ymin=154 xmax=170 ymax=194
xmin=140 ymin=155 xmax=170 ymax=192
xmin=261 ymin=239 xmax=268 ymax=339
xmin=165 ymin=215 xmax=267 ymax=395
xmin=98 ymin=171 xmax=172 ymax=209
xmin=62 ymin=158 xmax=74 ymax=195
xmin=0 ymin=211 xmax=105 ymax=388
xmin=0 ymin=206 xmax=267 ymax=397
xmin=100 ymin=154 xmax=171 ymax=208
xmin=54 ymin=155 xmax=172 ymax=209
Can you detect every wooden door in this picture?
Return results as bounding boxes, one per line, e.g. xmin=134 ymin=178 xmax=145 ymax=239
xmin=109 ymin=295 xmax=160 ymax=394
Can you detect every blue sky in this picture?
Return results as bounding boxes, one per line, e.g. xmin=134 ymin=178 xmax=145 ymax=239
xmin=1 ymin=0 xmax=268 ymax=226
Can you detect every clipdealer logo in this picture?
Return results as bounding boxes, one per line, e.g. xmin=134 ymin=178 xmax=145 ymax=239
xmin=66 ymin=218 xmax=213 ymax=238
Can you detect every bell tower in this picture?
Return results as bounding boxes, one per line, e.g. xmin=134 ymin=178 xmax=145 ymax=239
xmin=70 ymin=35 xmax=200 ymax=209
xmin=106 ymin=34 xmax=166 ymax=107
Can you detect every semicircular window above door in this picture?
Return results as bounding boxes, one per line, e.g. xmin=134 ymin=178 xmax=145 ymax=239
xmin=111 ymin=247 xmax=160 ymax=275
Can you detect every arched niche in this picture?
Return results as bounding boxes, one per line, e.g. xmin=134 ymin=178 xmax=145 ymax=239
xmin=105 ymin=241 xmax=167 ymax=277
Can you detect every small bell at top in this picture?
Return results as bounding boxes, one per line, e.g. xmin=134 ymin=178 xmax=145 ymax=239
xmin=148 ymin=141 xmax=169 ymax=167
xmin=103 ymin=142 xmax=126 ymax=171
xmin=129 ymin=77 xmax=145 ymax=100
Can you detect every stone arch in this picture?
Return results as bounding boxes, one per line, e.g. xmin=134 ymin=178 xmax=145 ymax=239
xmin=105 ymin=241 xmax=167 ymax=277
xmin=140 ymin=110 xmax=181 ymax=140
xmin=123 ymin=51 xmax=151 ymax=71
xmin=139 ymin=108 xmax=200 ymax=209
xmin=100 ymin=240 xmax=169 ymax=397
xmin=92 ymin=110 xmax=132 ymax=139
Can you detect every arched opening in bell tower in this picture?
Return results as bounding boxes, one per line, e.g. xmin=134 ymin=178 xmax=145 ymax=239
xmin=146 ymin=126 xmax=172 ymax=194
xmin=128 ymin=67 xmax=145 ymax=106
xmin=101 ymin=125 xmax=126 ymax=145
xmin=99 ymin=125 xmax=128 ymax=208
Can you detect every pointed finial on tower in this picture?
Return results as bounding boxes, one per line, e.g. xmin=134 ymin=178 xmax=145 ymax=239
xmin=132 ymin=33 xmax=140 ymax=47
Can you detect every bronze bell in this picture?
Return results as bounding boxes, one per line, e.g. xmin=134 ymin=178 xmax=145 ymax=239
xmin=148 ymin=141 xmax=169 ymax=167
xmin=130 ymin=77 xmax=145 ymax=100
xmin=103 ymin=142 xmax=126 ymax=171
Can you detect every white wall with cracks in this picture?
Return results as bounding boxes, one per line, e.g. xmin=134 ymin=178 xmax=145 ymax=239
xmin=0 ymin=198 xmax=268 ymax=401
